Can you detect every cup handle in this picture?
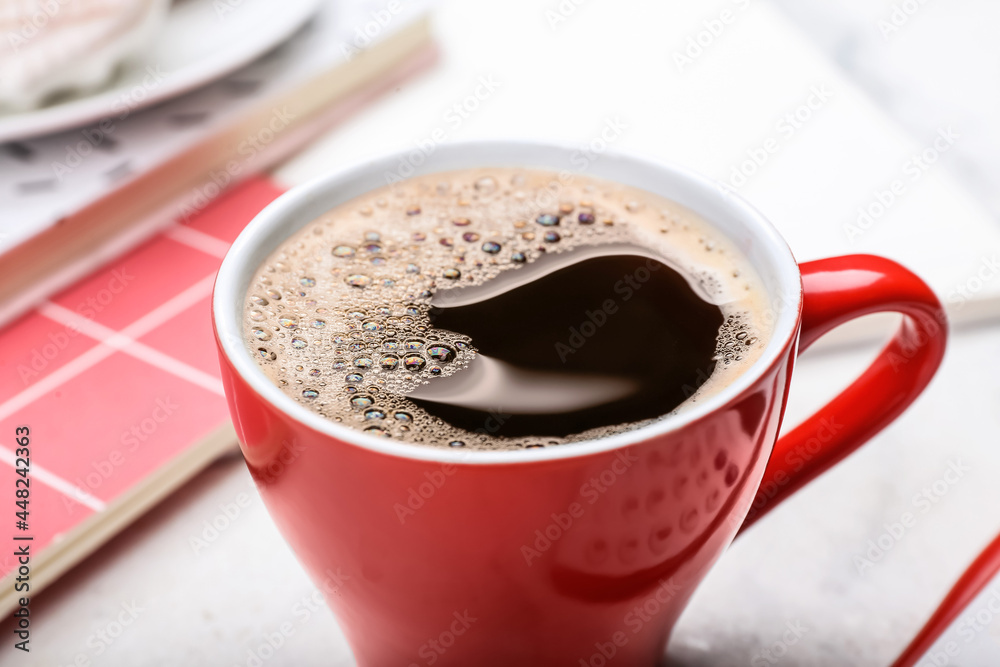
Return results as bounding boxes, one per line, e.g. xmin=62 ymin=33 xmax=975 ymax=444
xmin=739 ymin=254 xmax=948 ymax=532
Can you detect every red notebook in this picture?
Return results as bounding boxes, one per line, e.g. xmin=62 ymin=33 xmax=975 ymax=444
xmin=0 ymin=177 xmax=286 ymax=615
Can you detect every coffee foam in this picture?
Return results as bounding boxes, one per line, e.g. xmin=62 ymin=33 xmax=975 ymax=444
xmin=243 ymin=168 xmax=773 ymax=450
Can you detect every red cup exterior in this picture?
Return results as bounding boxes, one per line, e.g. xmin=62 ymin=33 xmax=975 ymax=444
xmin=216 ymin=253 xmax=946 ymax=667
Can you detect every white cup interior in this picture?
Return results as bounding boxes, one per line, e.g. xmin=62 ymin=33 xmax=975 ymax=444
xmin=213 ymin=141 xmax=802 ymax=464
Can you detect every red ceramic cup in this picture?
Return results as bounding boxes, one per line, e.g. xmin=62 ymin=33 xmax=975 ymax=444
xmin=212 ymin=142 xmax=947 ymax=666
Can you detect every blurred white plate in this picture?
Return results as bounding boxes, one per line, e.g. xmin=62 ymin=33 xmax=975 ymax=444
xmin=0 ymin=0 xmax=323 ymax=143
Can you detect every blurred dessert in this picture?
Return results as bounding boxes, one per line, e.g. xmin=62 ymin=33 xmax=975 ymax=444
xmin=0 ymin=0 xmax=170 ymax=110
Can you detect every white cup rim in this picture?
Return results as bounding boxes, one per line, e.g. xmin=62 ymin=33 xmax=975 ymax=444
xmin=213 ymin=140 xmax=802 ymax=465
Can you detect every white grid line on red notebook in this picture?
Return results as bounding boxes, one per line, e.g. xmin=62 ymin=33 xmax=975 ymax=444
xmin=166 ymin=226 xmax=231 ymax=259
xmin=0 ymin=445 xmax=106 ymax=511
xmin=0 ymin=273 xmax=217 ymax=423
xmin=39 ymin=302 xmax=224 ymax=396
xmin=0 ymin=273 xmax=219 ymax=510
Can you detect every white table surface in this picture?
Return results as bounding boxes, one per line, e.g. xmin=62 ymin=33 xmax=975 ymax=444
xmin=7 ymin=0 xmax=1000 ymax=665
